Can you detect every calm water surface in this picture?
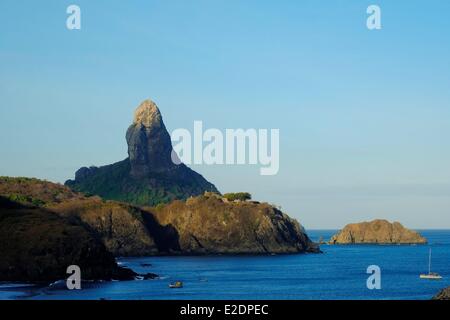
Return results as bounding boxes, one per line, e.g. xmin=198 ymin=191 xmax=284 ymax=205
xmin=1 ymin=230 xmax=449 ymax=300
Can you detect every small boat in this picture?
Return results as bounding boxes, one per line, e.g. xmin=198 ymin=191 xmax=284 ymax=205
xmin=169 ymin=281 xmax=183 ymax=288
xmin=420 ymin=248 xmax=442 ymax=280
xmin=420 ymin=272 xmax=442 ymax=280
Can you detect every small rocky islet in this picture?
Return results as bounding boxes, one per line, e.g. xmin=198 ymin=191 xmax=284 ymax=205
xmin=329 ymin=219 xmax=427 ymax=245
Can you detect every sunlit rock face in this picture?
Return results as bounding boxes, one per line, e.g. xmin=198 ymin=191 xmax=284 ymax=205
xmin=126 ymin=100 xmax=175 ymax=177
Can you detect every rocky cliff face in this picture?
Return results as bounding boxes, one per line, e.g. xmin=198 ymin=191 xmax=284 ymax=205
xmin=65 ymin=99 xmax=218 ymax=206
xmin=126 ymin=100 xmax=175 ymax=177
xmin=0 ymin=196 xmax=135 ymax=282
xmin=329 ymin=219 xmax=427 ymax=244
xmin=1 ymin=178 xmax=319 ymax=257
xmin=51 ymin=198 xmax=179 ymax=256
xmin=52 ymin=194 xmax=319 ymax=256
xmin=148 ymin=193 xmax=320 ymax=254
xmin=433 ymin=287 xmax=450 ymax=300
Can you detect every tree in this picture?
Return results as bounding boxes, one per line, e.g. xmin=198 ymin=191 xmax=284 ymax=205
xmin=223 ymin=192 xmax=251 ymax=202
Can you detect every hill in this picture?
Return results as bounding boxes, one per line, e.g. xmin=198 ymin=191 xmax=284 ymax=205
xmin=0 ymin=196 xmax=135 ymax=282
xmin=65 ymin=100 xmax=217 ymax=206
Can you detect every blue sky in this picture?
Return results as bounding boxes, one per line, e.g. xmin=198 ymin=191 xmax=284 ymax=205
xmin=1 ymin=0 xmax=450 ymax=228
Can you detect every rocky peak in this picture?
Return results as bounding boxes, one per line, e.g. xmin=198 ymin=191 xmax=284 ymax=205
xmin=66 ymin=99 xmax=218 ymax=206
xmin=126 ymin=99 xmax=175 ymax=177
xmin=133 ymin=99 xmax=163 ymax=128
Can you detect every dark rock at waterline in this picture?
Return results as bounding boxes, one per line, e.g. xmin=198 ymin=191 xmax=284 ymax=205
xmin=140 ymin=263 xmax=153 ymax=267
xmin=140 ymin=272 xmax=159 ymax=280
xmin=329 ymin=219 xmax=427 ymax=244
xmin=111 ymin=269 xmax=159 ymax=281
xmin=433 ymin=287 xmax=450 ymax=300
xmin=112 ymin=267 xmax=138 ymax=281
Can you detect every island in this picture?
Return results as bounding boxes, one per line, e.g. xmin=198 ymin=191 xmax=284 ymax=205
xmin=329 ymin=219 xmax=427 ymax=244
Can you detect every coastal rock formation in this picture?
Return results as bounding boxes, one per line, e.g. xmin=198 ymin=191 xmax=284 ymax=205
xmin=51 ymin=198 xmax=179 ymax=256
xmin=1 ymin=178 xmax=319 ymax=256
xmin=53 ymin=193 xmax=320 ymax=255
xmin=0 ymin=196 xmax=135 ymax=282
xmin=65 ymin=99 xmax=217 ymax=206
xmin=329 ymin=219 xmax=427 ymax=244
xmin=0 ymin=177 xmax=173 ymax=257
xmin=126 ymin=100 xmax=175 ymax=177
xmin=148 ymin=193 xmax=320 ymax=254
xmin=433 ymin=287 xmax=450 ymax=300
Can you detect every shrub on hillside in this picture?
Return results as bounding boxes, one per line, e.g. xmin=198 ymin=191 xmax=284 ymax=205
xmin=223 ymin=192 xmax=251 ymax=202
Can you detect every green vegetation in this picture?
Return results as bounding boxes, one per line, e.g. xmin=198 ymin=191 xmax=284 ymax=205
xmin=7 ymin=194 xmax=46 ymax=207
xmin=155 ymin=203 xmax=166 ymax=210
xmin=223 ymin=192 xmax=252 ymax=202
xmin=0 ymin=176 xmax=40 ymax=183
xmin=65 ymin=159 xmax=215 ymax=207
xmin=0 ymin=177 xmax=82 ymax=207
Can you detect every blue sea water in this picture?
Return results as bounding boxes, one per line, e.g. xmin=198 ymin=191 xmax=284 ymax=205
xmin=1 ymin=230 xmax=449 ymax=300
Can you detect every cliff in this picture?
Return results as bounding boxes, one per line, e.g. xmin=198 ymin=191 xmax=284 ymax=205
xmin=50 ymin=198 xmax=177 ymax=256
xmin=433 ymin=287 xmax=450 ymax=300
xmin=52 ymin=194 xmax=319 ymax=255
xmin=329 ymin=219 xmax=427 ymax=244
xmin=0 ymin=196 xmax=135 ymax=282
xmin=147 ymin=193 xmax=320 ymax=254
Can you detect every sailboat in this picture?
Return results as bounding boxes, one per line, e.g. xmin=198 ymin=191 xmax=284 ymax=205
xmin=420 ymin=248 xmax=442 ymax=280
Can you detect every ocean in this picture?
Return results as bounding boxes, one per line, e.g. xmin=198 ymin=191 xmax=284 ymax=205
xmin=1 ymin=230 xmax=449 ymax=300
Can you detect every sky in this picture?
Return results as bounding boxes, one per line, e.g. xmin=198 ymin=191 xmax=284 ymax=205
xmin=1 ymin=0 xmax=450 ymax=229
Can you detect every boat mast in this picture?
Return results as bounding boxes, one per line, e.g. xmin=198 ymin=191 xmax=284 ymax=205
xmin=428 ymin=248 xmax=432 ymax=274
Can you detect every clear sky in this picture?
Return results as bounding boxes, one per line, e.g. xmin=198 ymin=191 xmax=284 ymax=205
xmin=1 ymin=0 xmax=449 ymax=229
